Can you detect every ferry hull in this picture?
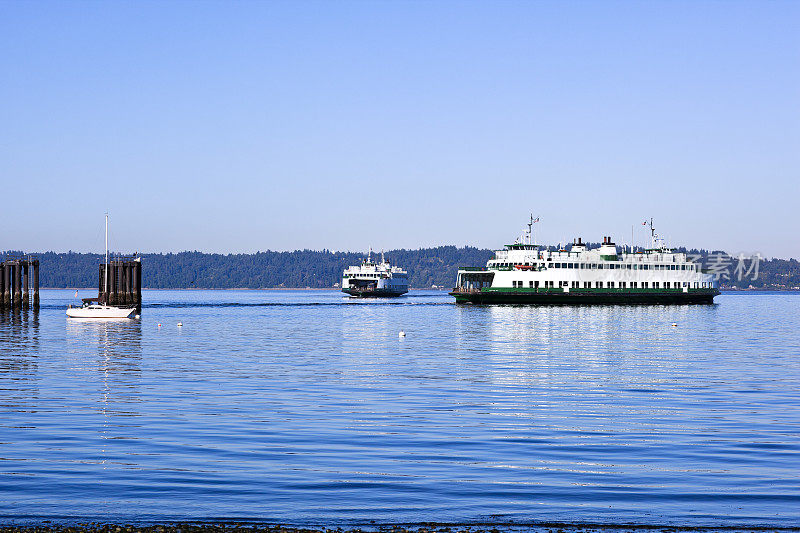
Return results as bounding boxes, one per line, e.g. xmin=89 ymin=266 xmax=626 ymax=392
xmin=343 ymin=288 xmax=408 ymax=298
xmin=450 ymin=288 xmax=720 ymax=305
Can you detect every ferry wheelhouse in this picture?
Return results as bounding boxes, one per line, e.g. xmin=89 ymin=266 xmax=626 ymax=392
xmin=451 ymin=218 xmax=720 ymax=305
xmin=342 ymin=250 xmax=409 ymax=297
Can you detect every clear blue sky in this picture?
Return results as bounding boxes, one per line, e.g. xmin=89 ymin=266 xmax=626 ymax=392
xmin=1 ymin=1 xmax=798 ymax=258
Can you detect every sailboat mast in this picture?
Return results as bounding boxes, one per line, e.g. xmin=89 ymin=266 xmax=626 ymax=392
xmin=105 ymin=213 xmax=109 ymax=302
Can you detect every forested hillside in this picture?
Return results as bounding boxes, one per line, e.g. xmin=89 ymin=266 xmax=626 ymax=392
xmin=4 ymin=247 xmax=493 ymax=289
xmin=2 ymin=246 xmax=797 ymax=290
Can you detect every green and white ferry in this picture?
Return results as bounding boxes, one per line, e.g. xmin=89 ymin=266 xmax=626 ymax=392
xmin=451 ymin=217 xmax=720 ymax=305
xmin=342 ymin=249 xmax=409 ymax=297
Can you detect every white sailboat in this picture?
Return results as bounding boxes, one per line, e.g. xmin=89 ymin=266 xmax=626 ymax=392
xmin=67 ymin=214 xmax=136 ymax=319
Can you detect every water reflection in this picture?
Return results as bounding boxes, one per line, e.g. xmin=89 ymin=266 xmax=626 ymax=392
xmin=0 ymin=308 xmax=41 ymax=407
xmin=66 ymin=319 xmax=143 ymax=422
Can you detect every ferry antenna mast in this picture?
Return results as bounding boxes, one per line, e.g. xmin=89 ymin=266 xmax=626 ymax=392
xmin=527 ymin=214 xmax=540 ymax=246
xmin=649 ymin=218 xmax=659 ymax=249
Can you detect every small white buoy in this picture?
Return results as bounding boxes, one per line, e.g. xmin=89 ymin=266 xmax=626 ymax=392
xmin=135 ymin=314 xmax=141 ymax=319
xmin=399 ymin=331 xmax=406 ymax=337
xmin=177 ymin=322 xmax=183 ymax=327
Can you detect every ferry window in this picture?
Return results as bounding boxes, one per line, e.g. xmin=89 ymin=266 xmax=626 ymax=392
xmin=632 ymin=282 xmax=638 ymax=288
xmin=620 ymin=282 xmax=626 ymax=288
xmin=554 ymin=263 xmax=560 ymax=268
xmin=534 ymin=281 xmax=540 ymax=288
xmin=608 ymin=281 xmax=615 ymax=288
xmin=665 ymin=282 xmax=670 ymax=288
xmin=643 ymin=282 xmax=649 ymax=288
xmin=654 ymin=282 xmax=659 ymax=288
xmin=529 ymin=281 xmax=534 ymax=288
xmin=561 ymin=263 xmax=567 ymax=268
xmin=596 ymin=281 xmax=603 ymax=288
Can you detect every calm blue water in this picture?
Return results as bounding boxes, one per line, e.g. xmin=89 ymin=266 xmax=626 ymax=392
xmin=1 ymin=290 xmax=799 ymax=527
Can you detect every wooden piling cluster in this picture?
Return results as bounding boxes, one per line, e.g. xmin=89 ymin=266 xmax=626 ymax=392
xmin=0 ymin=256 xmax=40 ymax=309
xmin=98 ymin=256 xmax=141 ymax=307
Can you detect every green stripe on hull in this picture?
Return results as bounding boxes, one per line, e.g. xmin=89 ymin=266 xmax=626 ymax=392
xmin=450 ymin=288 xmax=719 ymax=305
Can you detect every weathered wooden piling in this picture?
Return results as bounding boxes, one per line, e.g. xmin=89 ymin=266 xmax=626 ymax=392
xmin=0 ymin=263 xmax=5 ymax=308
xmin=2 ymin=263 xmax=10 ymax=307
xmin=0 ymin=263 xmax=5 ymax=307
xmin=22 ymin=261 xmax=30 ymax=307
xmin=121 ymin=262 xmax=129 ymax=304
xmin=13 ymin=261 xmax=21 ymax=305
xmin=131 ymin=260 xmax=142 ymax=306
xmin=96 ymin=256 xmax=141 ymax=308
xmin=32 ymin=260 xmax=39 ymax=307
xmin=0 ymin=256 xmax=39 ymax=309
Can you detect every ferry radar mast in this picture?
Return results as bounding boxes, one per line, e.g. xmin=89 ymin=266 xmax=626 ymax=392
xmin=527 ymin=214 xmax=540 ymax=246
xmin=648 ymin=218 xmax=667 ymax=250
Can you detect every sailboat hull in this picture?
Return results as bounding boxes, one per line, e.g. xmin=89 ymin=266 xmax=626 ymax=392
xmin=66 ymin=306 xmax=136 ymax=319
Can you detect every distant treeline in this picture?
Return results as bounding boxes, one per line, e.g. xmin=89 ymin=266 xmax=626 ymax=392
xmin=3 ymin=245 xmax=798 ymax=290
xmin=2 ymin=247 xmax=492 ymax=289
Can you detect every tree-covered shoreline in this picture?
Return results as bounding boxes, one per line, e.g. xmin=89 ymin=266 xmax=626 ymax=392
xmin=3 ymin=246 xmax=798 ymax=290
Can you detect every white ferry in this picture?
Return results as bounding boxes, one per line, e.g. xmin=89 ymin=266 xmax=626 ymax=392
xmin=451 ymin=217 xmax=720 ymax=305
xmin=342 ymin=250 xmax=409 ymax=297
